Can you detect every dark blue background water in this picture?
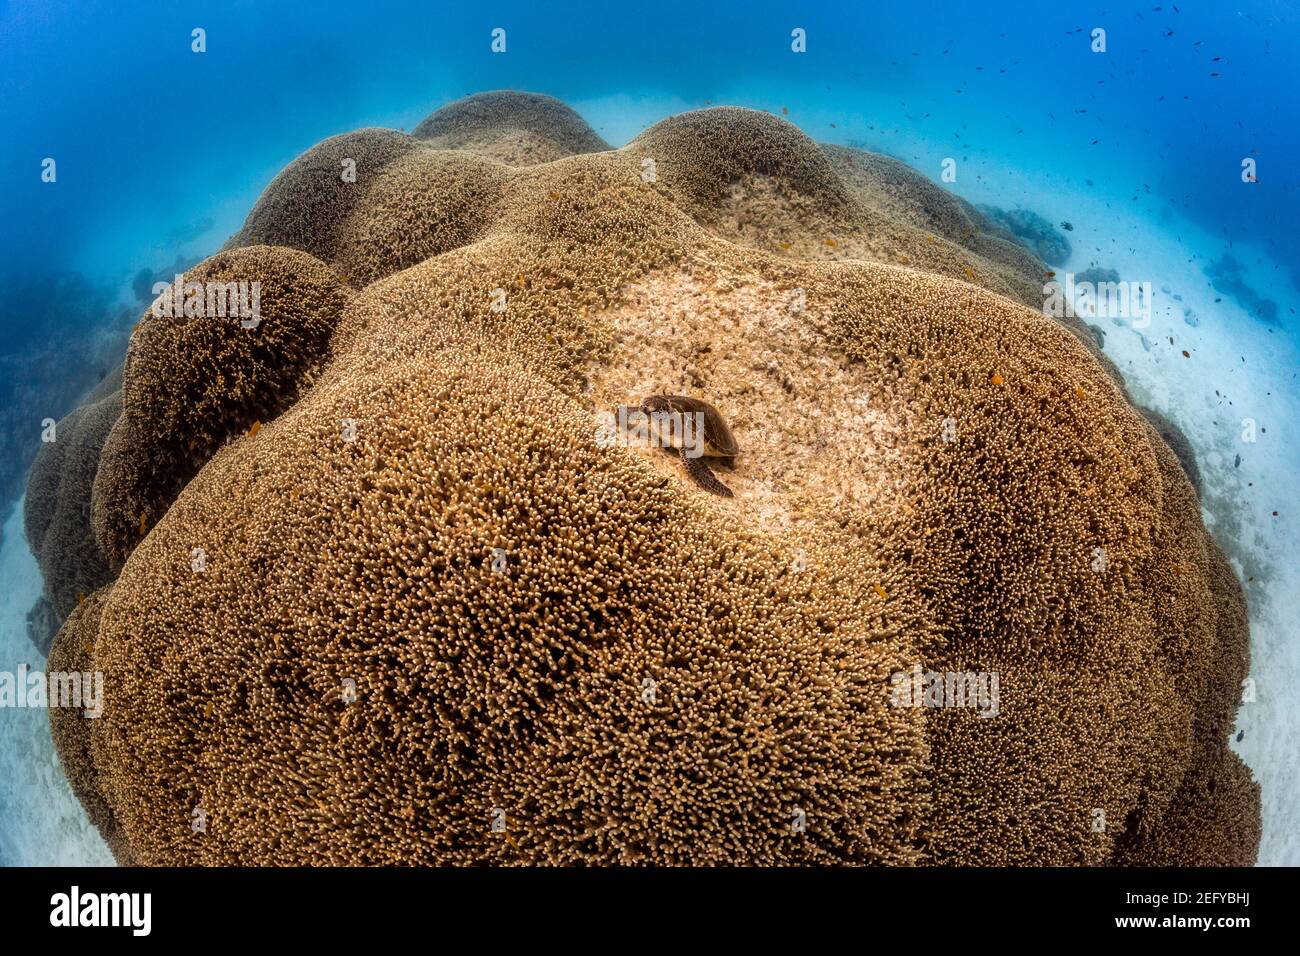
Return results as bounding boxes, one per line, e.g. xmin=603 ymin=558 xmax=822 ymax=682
xmin=1 ymin=0 xmax=1296 ymax=501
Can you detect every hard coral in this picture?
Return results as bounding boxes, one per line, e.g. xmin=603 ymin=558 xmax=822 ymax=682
xmin=413 ymin=90 xmax=612 ymax=165
xmin=24 ymin=385 xmax=121 ymax=635
xmin=42 ymin=91 xmax=1257 ymax=866
xmin=90 ymin=244 xmax=351 ymax=569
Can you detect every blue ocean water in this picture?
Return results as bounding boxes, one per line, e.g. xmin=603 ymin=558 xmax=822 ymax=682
xmin=0 ymin=0 xmax=1296 ymax=864
xmin=3 ymin=1 xmax=1298 ymax=308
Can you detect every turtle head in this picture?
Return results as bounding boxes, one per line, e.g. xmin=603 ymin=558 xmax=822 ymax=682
xmin=639 ymin=395 xmax=674 ymax=416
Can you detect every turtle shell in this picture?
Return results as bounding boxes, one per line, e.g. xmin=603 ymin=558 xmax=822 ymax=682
xmin=640 ymin=395 xmax=738 ymax=458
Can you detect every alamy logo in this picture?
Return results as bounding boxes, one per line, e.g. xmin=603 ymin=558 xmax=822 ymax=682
xmin=889 ymin=664 xmax=1000 ymax=717
xmin=0 ymin=665 xmax=103 ymax=718
xmin=1043 ymin=273 xmax=1152 ymax=328
xmin=151 ymin=275 xmax=262 ymax=328
xmin=50 ymin=886 xmax=151 ymax=936
xmin=595 ymin=405 xmax=706 ymax=458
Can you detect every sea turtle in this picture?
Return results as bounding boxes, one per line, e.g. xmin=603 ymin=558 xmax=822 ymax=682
xmin=633 ymin=394 xmax=739 ymax=498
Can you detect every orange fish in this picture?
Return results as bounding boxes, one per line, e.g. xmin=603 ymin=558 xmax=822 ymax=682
xmin=1045 ymin=271 xmax=1056 ymax=279
xmin=964 ymin=266 xmax=975 ymax=279
xmin=138 ymin=512 xmax=147 ymax=535
xmin=873 ymin=583 xmax=889 ymax=599
xmin=249 ymin=420 xmax=261 ymax=437
xmin=825 ymin=238 xmax=838 ymax=248
xmin=780 ymin=241 xmax=792 ymax=250
xmin=990 ymin=373 xmax=1005 ymax=386
xmin=86 ymin=643 xmax=94 ymax=654
xmin=78 ymin=593 xmax=85 ymax=605
xmin=547 ymin=191 xmax=561 ymax=200
xmin=1075 ymin=385 xmax=1086 ymax=399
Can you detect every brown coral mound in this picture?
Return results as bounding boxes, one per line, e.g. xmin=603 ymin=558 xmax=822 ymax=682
xmin=24 ymin=386 xmax=121 ymax=630
xmin=635 ymin=108 xmax=855 ymax=221
xmin=821 ymin=145 xmax=1049 ymax=308
xmin=413 ymin=90 xmax=611 ymax=165
xmin=333 ymin=149 xmax=510 ymax=287
xmin=46 ymin=588 xmax=135 ymax=864
xmin=90 ymin=245 xmax=351 ymax=568
xmin=47 ymin=94 xmax=1257 ymax=866
xmin=225 ymin=128 xmax=418 ymax=261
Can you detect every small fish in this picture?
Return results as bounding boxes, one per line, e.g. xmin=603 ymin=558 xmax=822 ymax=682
xmin=1060 ymin=221 xmax=1074 ymax=231
xmin=1045 ymin=270 xmax=1056 ymax=279
xmin=824 ymin=238 xmax=838 ymax=247
xmin=205 ymin=701 xmax=214 ymax=718
xmin=1234 ymin=454 xmax=1241 ymax=468
xmin=964 ymin=265 xmax=975 ymax=279
xmin=547 ymin=191 xmax=561 ymax=200
xmin=926 ymin=234 xmax=936 ymax=244
xmin=78 ymin=593 xmax=85 ymax=605
xmin=138 ymin=512 xmax=147 ymax=536
xmin=1075 ymin=386 xmax=1086 ymax=399
xmin=780 ymin=241 xmax=792 ymax=250
xmin=249 ymin=420 xmax=262 ymax=437
xmin=781 ymin=106 xmax=789 ymax=115
xmin=1236 ymin=730 xmax=1244 ymax=742
xmin=990 ymin=373 xmax=1005 ymax=385
xmin=1182 ymin=350 xmax=1190 ymax=358
xmin=873 ymin=583 xmax=889 ymax=599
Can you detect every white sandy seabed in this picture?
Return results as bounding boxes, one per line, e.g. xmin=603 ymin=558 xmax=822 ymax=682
xmin=0 ymin=104 xmax=1294 ymax=864
xmin=0 ymin=500 xmax=112 ymax=865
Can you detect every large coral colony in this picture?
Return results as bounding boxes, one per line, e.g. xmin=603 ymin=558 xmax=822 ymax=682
xmin=28 ymin=91 xmax=1257 ymax=865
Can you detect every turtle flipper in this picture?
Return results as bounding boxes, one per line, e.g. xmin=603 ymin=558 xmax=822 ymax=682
xmin=680 ymin=448 xmax=734 ymax=497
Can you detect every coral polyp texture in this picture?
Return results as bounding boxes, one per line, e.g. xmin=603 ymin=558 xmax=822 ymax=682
xmin=36 ymin=91 xmax=1258 ymax=865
